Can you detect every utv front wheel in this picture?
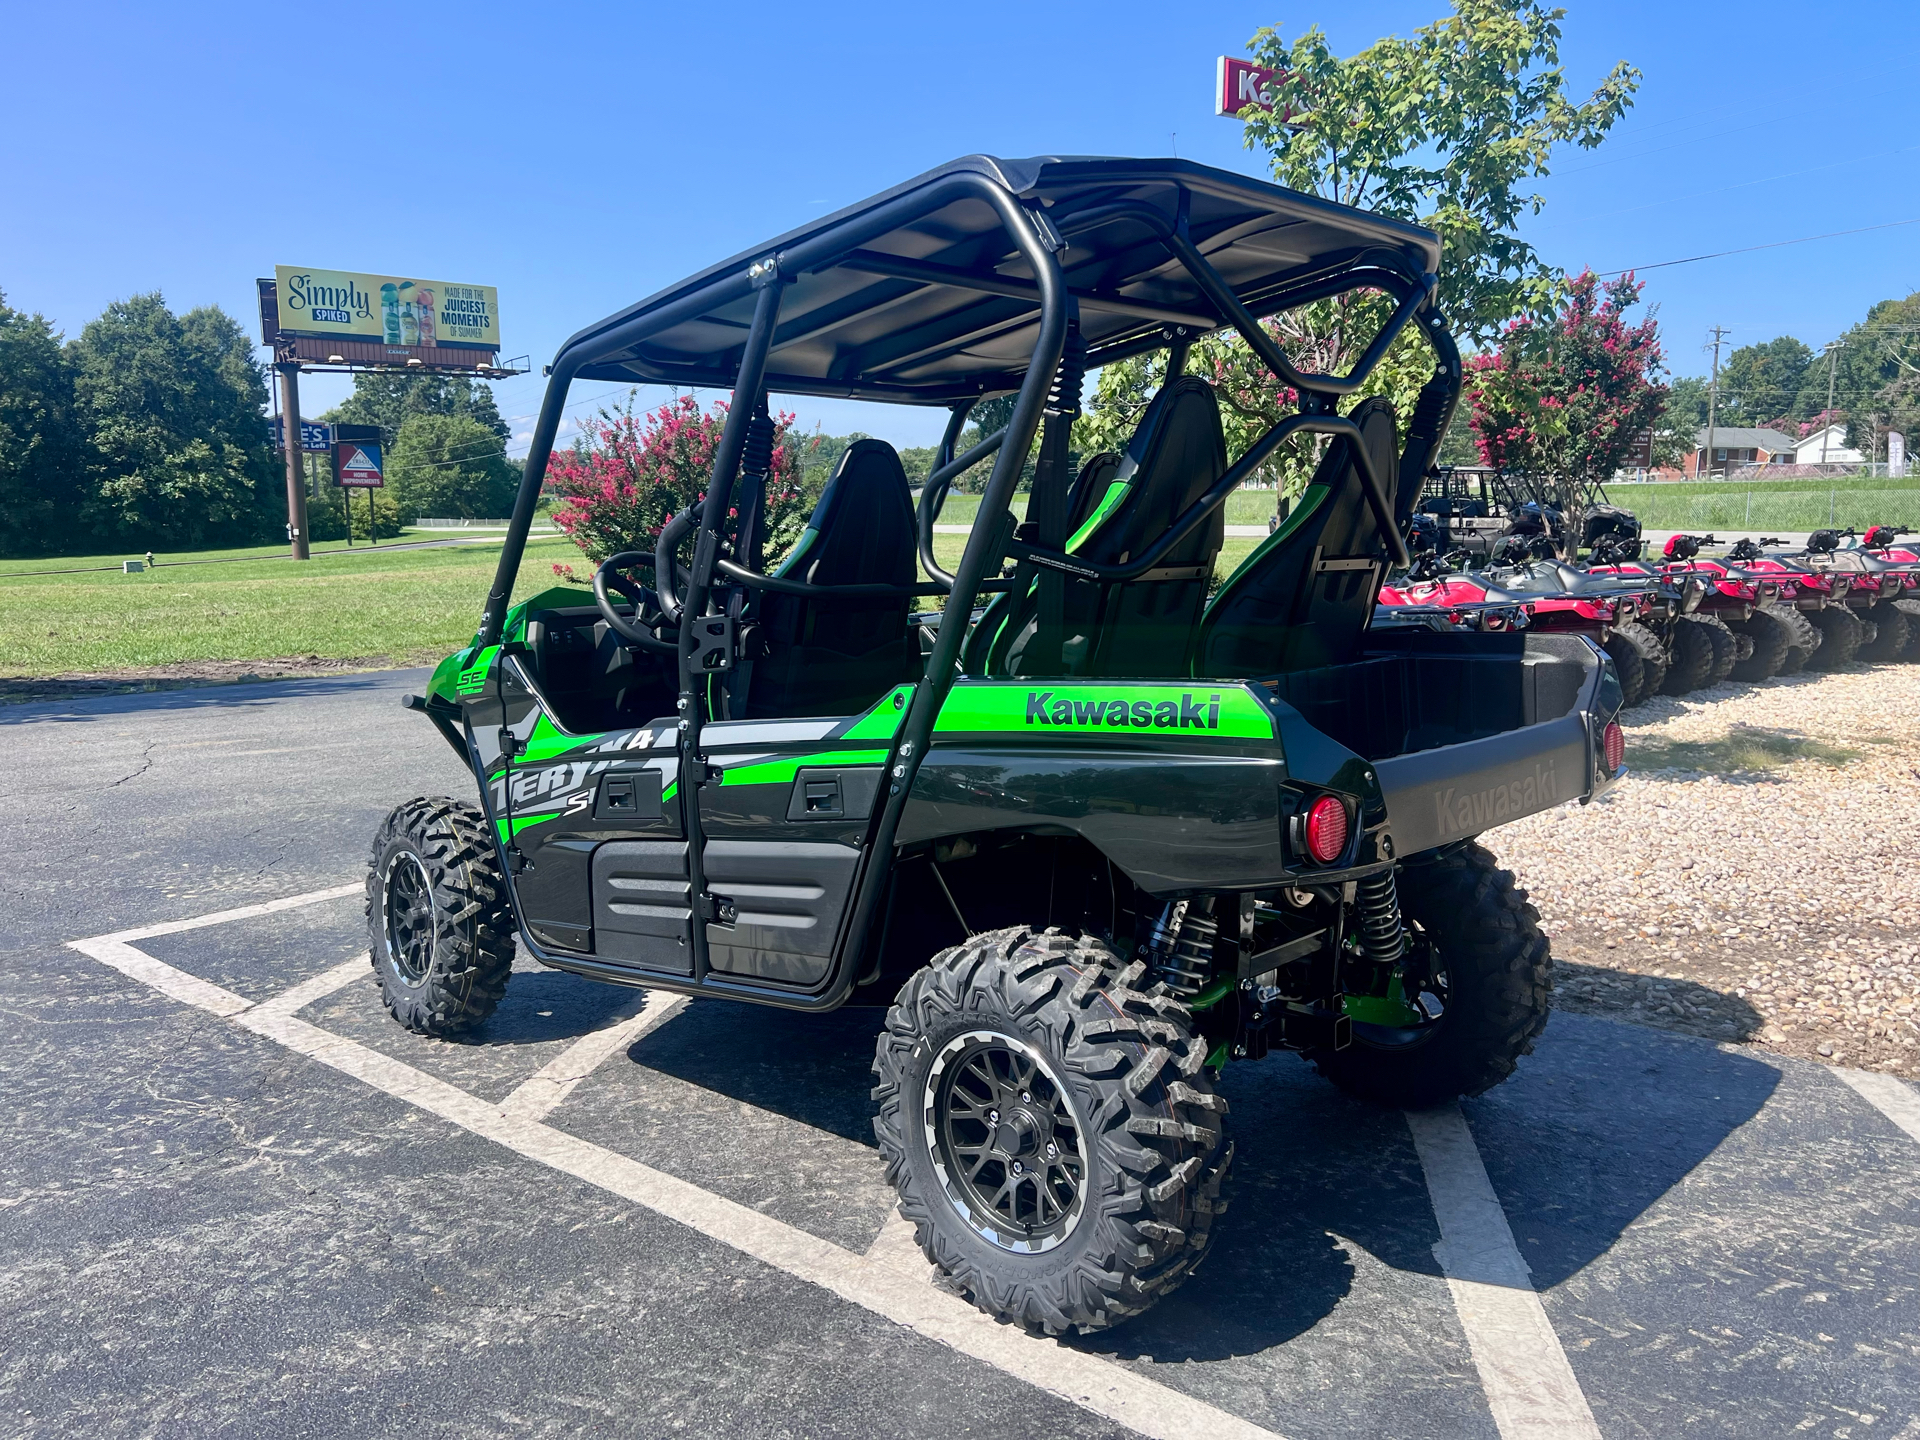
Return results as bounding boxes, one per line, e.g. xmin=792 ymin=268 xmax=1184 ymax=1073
xmin=1311 ymin=843 xmax=1551 ymax=1108
xmin=367 ymin=797 xmax=515 ymax=1036
xmin=872 ymin=928 xmax=1230 ymax=1334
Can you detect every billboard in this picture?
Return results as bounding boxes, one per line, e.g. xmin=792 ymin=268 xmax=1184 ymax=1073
xmin=271 ymin=417 xmax=333 ymax=453
xmin=273 ymin=266 xmax=500 ymax=352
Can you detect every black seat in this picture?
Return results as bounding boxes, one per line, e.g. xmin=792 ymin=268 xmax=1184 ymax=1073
xmin=969 ymin=376 xmax=1227 ymax=678
xmin=740 ymin=438 xmax=917 ymax=718
xmin=1193 ymin=396 xmax=1399 ymax=677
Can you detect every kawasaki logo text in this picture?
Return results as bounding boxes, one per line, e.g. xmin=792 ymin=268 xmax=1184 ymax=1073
xmin=1433 ymin=761 xmax=1556 ymax=834
xmin=1023 ymin=691 xmax=1221 ymax=730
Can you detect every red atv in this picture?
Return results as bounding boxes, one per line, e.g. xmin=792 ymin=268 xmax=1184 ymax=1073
xmin=1721 ymin=538 xmax=1856 ymax=671
xmin=1473 ymin=551 xmax=1672 ymax=706
xmin=1593 ymin=533 xmax=1805 ymax=684
xmin=1861 ymin=526 xmax=1920 ymax=658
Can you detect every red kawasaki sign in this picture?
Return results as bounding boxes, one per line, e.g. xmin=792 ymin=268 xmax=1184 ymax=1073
xmin=1216 ymin=57 xmax=1286 ymax=117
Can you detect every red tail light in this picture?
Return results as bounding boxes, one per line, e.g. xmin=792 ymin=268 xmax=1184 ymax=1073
xmin=1603 ymin=721 xmax=1625 ymax=773
xmin=1304 ymin=795 xmax=1349 ymax=864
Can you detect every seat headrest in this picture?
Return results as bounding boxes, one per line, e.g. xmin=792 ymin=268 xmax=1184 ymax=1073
xmin=786 ymin=438 xmax=915 ymax=588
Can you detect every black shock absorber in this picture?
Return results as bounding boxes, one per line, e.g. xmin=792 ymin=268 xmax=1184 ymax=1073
xmin=1354 ymin=870 xmax=1406 ymax=970
xmin=1145 ymin=897 xmax=1218 ymax=998
xmin=734 ymin=407 xmax=777 ymax=570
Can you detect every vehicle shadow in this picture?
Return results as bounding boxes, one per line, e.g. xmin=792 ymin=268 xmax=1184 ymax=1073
xmin=1553 ymin=957 xmax=1769 ymax=1043
xmin=618 ymin=997 xmax=887 ymax=1148
xmin=579 ymin=980 xmax=1783 ymax=1364
xmin=462 ymin=967 xmax=651 ymax=1047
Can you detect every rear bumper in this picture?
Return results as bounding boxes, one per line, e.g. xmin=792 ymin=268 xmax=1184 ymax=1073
xmin=1376 ymin=635 xmax=1622 ymax=855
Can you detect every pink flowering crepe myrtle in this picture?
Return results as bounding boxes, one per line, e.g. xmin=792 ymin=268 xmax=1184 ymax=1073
xmin=543 ymin=392 xmax=814 ymax=581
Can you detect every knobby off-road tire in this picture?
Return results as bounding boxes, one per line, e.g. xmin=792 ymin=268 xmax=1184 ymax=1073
xmin=1310 ymin=843 xmax=1552 ymax=1109
xmin=1860 ymin=602 xmax=1911 ymax=663
xmin=1602 ymin=630 xmax=1648 ymax=707
xmin=1896 ymin=598 xmax=1920 ymax=659
xmin=1697 ymin=613 xmax=1738 ymax=685
xmin=1660 ymin=615 xmax=1717 ymax=696
xmin=1613 ymin=621 xmax=1668 ymax=704
xmin=1806 ymin=605 xmax=1864 ymax=671
xmin=872 ymin=927 xmax=1231 ymax=1335
xmin=367 ymin=796 xmax=515 ymax=1036
xmin=1729 ymin=606 xmax=1793 ymax=682
xmin=1774 ymin=605 xmax=1822 ymax=675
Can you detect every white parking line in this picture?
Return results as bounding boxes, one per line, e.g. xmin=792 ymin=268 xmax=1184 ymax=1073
xmin=1407 ymin=1106 xmax=1602 ymax=1440
xmin=98 ymin=882 xmax=362 ymax=944
xmin=1835 ymin=1067 xmax=1920 ymax=1145
xmin=67 ymin=903 xmax=1286 ymax=1440
xmin=499 ymin=994 xmax=689 ymax=1122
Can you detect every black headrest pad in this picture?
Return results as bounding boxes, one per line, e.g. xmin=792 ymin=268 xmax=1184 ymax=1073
xmin=793 ymin=438 xmax=915 ymax=587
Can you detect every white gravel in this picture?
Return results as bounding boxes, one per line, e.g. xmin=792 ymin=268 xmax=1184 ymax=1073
xmin=1489 ymin=661 xmax=1920 ymax=1077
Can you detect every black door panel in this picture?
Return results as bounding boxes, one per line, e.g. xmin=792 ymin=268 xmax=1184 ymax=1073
xmin=592 ymin=840 xmax=695 ymax=974
xmin=703 ymin=840 xmax=861 ymax=986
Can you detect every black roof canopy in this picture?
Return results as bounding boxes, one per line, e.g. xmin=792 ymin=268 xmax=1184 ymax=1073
xmin=557 ymin=155 xmax=1442 ymax=406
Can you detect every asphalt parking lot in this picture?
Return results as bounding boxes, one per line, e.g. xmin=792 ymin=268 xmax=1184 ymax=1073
xmin=6 ymin=670 xmax=1920 ymax=1439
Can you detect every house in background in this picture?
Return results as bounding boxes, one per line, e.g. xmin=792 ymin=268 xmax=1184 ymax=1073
xmin=1791 ymin=423 xmax=1864 ymax=466
xmin=1686 ymin=426 xmax=1797 ymax=477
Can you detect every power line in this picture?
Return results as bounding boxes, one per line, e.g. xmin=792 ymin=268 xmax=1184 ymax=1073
xmin=1598 ymin=216 xmax=1920 ymax=277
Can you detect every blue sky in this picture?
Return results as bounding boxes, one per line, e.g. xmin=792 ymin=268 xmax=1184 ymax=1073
xmin=3 ymin=1 xmax=1915 ymax=453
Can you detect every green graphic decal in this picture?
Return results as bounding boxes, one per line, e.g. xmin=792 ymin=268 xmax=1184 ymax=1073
xmin=1066 ymin=479 xmax=1132 ymax=552
xmin=933 ymin=682 xmax=1274 ymax=739
xmin=839 ymin=686 xmax=915 ymax=741
xmin=454 ymin=645 xmax=498 ymax=696
xmin=720 ymin=749 xmax=889 ymax=789
xmin=495 ymin=809 xmax=562 ymax=843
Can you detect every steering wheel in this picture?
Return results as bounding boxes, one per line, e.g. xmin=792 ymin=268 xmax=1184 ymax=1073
xmin=592 ymin=551 xmax=678 ymax=654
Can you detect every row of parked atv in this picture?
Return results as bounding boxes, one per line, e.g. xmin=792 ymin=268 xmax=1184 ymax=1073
xmin=1376 ymin=518 xmax=1920 ymax=709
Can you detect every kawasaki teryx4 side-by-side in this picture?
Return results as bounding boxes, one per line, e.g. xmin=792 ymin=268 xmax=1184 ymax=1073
xmin=371 ymin=156 xmax=1625 ymax=1334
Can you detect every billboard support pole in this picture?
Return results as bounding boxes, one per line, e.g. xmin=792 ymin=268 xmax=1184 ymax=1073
xmin=278 ymin=362 xmax=311 ymax=561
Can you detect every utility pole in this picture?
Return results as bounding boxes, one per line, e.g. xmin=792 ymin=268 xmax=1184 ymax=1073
xmin=278 ymin=360 xmax=311 ymax=560
xmin=1819 ymin=340 xmax=1845 ymax=465
xmin=1704 ymin=326 xmax=1729 ymax=478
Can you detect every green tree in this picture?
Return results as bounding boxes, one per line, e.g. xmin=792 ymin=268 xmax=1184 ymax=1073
xmin=1786 ymin=293 xmax=1920 ymax=455
xmin=1084 ymin=0 xmax=1639 ymax=500
xmin=327 ymin=371 xmax=509 ymax=449
xmin=70 ymin=294 xmax=276 ymax=548
xmin=0 ymin=291 xmax=86 ymax=557
xmin=1716 ymin=336 xmax=1813 ymax=428
xmin=386 ymin=412 xmax=519 ymax=521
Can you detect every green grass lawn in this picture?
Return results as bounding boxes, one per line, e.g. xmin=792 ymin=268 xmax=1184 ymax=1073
xmin=0 ymin=535 xmax=582 ymax=676
xmin=1602 ymin=477 xmax=1920 ymax=532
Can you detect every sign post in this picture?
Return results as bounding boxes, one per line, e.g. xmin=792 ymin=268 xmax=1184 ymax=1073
xmin=277 ymin=364 xmax=310 ymax=560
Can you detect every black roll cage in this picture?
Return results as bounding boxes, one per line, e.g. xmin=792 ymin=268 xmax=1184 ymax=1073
xmin=477 ymin=164 xmax=1461 ymax=1012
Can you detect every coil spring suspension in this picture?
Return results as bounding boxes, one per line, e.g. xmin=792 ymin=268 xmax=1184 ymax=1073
xmin=741 ymin=410 xmax=776 ymax=479
xmin=1145 ymin=898 xmax=1217 ymax=998
xmin=1354 ymin=871 xmax=1406 ymax=969
xmin=1046 ymin=325 xmax=1087 ymax=418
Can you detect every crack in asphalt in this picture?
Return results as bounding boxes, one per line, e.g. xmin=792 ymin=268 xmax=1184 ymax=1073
xmin=105 ymin=741 xmax=156 ymax=789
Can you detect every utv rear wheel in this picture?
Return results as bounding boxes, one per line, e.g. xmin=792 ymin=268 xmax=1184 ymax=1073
xmin=1614 ymin=621 xmax=1668 ymax=703
xmin=1602 ymin=630 xmax=1648 ymax=707
xmin=1660 ymin=616 xmax=1716 ymax=695
xmin=1729 ymin=606 xmax=1792 ymax=682
xmin=1859 ymin=603 xmax=1911 ymax=663
xmin=1310 ymin=843 xmax=1551 ymax=1109
xmin=872 ymin=927 xmax=1230 ymax=1334
xmin=367 ymin=797 xmax=515 ymax=1037
xmin=1806 ymin=605 xmax=1863 ymax=670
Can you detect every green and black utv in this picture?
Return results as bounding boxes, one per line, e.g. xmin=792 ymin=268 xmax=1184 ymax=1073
xmin=371 ymin=156 xmax=1626 ymax=1334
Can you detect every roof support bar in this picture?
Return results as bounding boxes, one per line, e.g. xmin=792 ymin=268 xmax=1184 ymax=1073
xmin=839 ymin=250 xmax=1218 ymax=331
xmin=479 ymin=355 xmax=577 ymax=646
